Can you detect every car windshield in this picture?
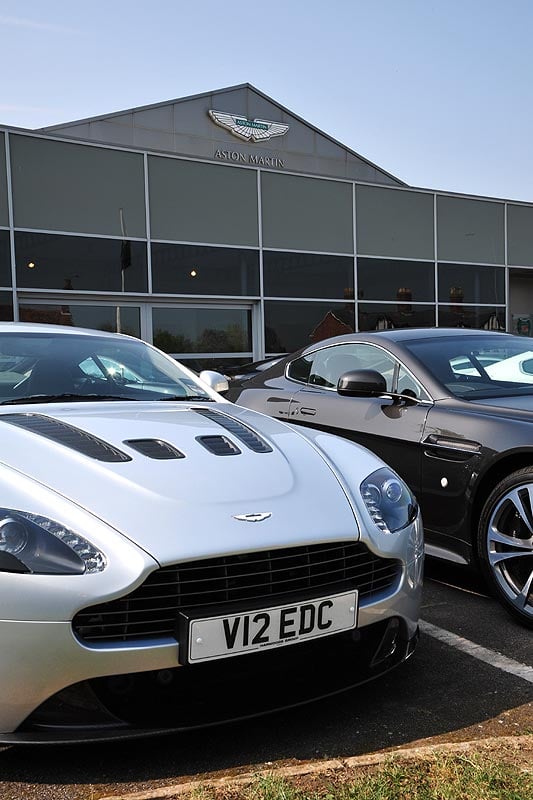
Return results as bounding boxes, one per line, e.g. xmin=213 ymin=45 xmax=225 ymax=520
xmin=0 ymin=332 xmax=213 ymax=404
xmin=404 ymin=334 xmax=533 ymax=399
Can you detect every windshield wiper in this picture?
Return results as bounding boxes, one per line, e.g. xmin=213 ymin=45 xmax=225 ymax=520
xmin=2 ymin=393 xmax=141 ymax=405
xmin=157 ymin=395 xmax=214 ymax=402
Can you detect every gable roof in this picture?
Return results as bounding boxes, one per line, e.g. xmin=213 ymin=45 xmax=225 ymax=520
xmin=41 ymin=83 xmax=406 ymax=186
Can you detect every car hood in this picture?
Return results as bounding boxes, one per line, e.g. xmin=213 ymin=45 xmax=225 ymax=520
xmin=0 ymin=402 xmax=359 ymax=565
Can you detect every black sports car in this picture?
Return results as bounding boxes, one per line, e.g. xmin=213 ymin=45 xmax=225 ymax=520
xmin=225 ymin=328 xmax=533 ymax=627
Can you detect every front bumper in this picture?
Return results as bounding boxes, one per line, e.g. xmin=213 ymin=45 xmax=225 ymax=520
xmin=3 ymin=616 xmax=418 ymax=744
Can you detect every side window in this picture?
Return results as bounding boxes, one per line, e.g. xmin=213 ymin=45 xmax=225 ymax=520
xmin=287 ymin=354 xmax=313 ymax=384
xmin=309 ymin=345 xmax=364 ymax=388
xmin=396 ymin=365 xmax=430 ymax=400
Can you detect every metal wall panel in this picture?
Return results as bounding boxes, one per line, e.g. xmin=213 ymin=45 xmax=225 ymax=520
xmin=148 ymin=156 xmax=259 ymax=246
xmin=507 ymin=204 xmax=533 ymax=266
xmin=437 ymin=195 xmax=504 ymax=264
xmin=10 ymin=135 xmax=146 ymax=236
xmin=261 ymin=172 xmax=353 ymax=253
xmin=356 ymin=185 xmax=434 ymax=259
xmin=0 ymin=132 xmax=8 ymax=227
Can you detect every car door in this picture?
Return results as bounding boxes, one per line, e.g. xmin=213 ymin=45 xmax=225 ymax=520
xmin=287 ymin=342 xmax=431 ymax=498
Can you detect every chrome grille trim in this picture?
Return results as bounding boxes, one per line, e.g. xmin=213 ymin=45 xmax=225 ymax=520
xmin=73 ymin=542 xmax=401 ymax=644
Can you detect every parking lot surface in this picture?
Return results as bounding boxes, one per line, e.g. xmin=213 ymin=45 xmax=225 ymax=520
xmin=0 ymin=560 xmax=531 ymax=800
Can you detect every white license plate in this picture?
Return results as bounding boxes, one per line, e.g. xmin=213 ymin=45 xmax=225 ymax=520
xmin=185 ymin=590 xmax=358 ymax=664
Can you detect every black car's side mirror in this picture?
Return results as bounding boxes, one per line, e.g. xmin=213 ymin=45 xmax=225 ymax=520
xmin=337 ymin=369 xmax=387 ymax=397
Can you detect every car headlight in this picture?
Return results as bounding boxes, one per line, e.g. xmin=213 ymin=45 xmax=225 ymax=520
xmin=0 ymin=510 xmax=107 ymax=574
xmin=360 ymin=468 xmax=418 ymax=534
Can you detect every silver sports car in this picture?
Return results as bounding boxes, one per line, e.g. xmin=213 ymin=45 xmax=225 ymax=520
xmin=0 ymin=323 xmax=422 ymax=743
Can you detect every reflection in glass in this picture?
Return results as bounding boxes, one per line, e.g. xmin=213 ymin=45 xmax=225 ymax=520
xmin=151 ymin=244 xmax=259 ymax=296
xmin=437 ymin=306 xmax=506 ymax=331
xmin=18 ymin=304 xmax=141 ymax=337
xmin=0 ymin=291 xmax=13 ymax=320
xmin=357 ymin=303 xmax=435 ymax=332
xmin=15 ymin=233 xmax=148 ymax=292
xmin=263 ymin=252 xmax=354 ymax=299
xmin=438 ymin=263 xmax=505 ymax=305
xmin=0 ymin=231 xmax=11 ymax=287
xmin=357 ymin=258 xmax=434 ymax=302
xmin=152 ymin=307 xmax=252 ymax=355
xmin=264 ymin=301 xmax=355 ymax=354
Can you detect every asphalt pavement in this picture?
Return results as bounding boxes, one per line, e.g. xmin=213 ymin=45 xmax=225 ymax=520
xmin=0 ymin=560 xmax=531 ymax=800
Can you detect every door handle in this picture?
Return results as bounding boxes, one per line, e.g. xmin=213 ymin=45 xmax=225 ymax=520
xmin=299 ymin=407 xmax=317 ymax=416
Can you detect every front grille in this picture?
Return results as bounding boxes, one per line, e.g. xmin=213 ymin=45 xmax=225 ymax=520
xmin=73 ymin=542 xmax=401 ymax=644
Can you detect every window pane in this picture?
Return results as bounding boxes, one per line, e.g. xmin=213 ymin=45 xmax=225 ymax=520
xmin=264 ymin=301 xmax=354 ymax=354
xmin=437 ymin=306 xmax=506 ymax=330
xmin=10 ymin=135 xmax=146 ymax=236
xmin=508 ymin=204 xmax=533 ymax=266
xmin=264 ymin=251 xmax=354 ymax=299
xmin=358 ymin=303 xmax=435 ymax=331
xmin=358 ymin=258 xmax=434 ymax=302
xmin=0 ymin=132 xmax=7 ymax=227
xmin=287 ymin=355 xmax=313 ymax=383
xmin=0 ymin=230 xmax=11 ymax=286
xmin=18 ymin=304 xmax=141 ymax=336
xmin=15 ymin=233 xmax=148 ymax=292
xmin=438 ymin=263 xmax=504 ymax=305
xmin=149 ymin=157 xmax=258 ymax=246
xmin=356 ymin=186 xmax=434 ymax=259
xmin=151 ymin=243 xmax=259 ymax=296
xmin=437 ymin=196 xmax=504 ymax=264
xmin=152 ymin=307 xmax=252 ymax=354
xmin=0 ymin=291 xmax=13 ymax=320
xmin=177 ymin=356 xmax=253 ymax=373
xmin=262 ymin=173 xmax=353 ymax=253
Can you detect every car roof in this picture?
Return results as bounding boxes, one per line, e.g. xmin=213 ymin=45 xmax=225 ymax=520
xmin=299 ymin=327 xmax=513 ymax=354
xmin=0 ymin=322 xmax=131 ymax=339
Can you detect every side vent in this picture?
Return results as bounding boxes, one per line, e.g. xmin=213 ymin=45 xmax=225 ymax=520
xmin=124 ymin=439 xmax=185 ymax=460
xmin=0 ymin=413 xmax=131 ymax=463
xmin=196 ymin=435 xmax=241 ymax=456
xmin=194 ymin=408 xmax=272 ymax=453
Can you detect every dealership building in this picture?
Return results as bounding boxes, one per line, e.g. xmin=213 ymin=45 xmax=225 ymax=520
xmin=1 ymin=82 xmax=533 ymax=370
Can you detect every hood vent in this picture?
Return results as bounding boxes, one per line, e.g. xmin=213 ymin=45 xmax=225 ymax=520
xmin=0 ymin=413 xmax=131 ymax=463
xmin=196 ymin=435 xmax=241 ymax=456
xmin=194 ymin=408 xmax=272 ymax=453
xmin=124 ymin=439 xmax=185 ymax=460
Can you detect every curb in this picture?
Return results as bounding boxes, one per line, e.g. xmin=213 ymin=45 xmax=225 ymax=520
xmin=99 ymin=733 xmax=533 ymax=800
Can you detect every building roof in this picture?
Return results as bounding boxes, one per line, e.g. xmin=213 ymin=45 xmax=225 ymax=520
xmin=41 ymin=83 xmax=406 ymax=186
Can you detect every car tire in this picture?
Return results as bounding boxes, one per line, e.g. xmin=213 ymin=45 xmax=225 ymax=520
xmin=477 ymin=468 xmax=533 ymax=628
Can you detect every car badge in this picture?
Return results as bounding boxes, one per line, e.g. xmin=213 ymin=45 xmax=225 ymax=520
xmin=233 ymin=512 xmax=272 ymax=523
xmin=209 ymin=110 xmax=290 ymax=142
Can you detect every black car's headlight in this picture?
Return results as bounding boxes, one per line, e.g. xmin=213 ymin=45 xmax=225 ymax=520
xmin=0 ymin=510 xmax=107 ymax=574
xmin=360 ymin=468 xmax=418 ymax=534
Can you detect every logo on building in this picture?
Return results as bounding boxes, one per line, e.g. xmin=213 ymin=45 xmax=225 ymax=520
xmin=209 ymin=110 xmax=290 ymax=142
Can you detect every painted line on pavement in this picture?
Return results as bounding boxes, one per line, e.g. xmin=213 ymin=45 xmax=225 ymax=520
xmin=420 ymin=619 xmax=533 ymax=684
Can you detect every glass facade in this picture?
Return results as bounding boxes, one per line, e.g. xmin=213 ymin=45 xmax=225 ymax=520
xmin=357 ymin=258 xmax=434 ymax=302
xmin=1 ymin=124 xmax=532 ymax=363
xmin=18 ymin=303 xmax=141 ymax=336
xmin=263 ymin=252 xmax=354 ymax=299
xmin=15 ymin=232 xmax=148 ymax=292
xmin=0 ymin=229 xmax=11 ymax=286
xmin=151 ymin=243 xmax=259 ymax=296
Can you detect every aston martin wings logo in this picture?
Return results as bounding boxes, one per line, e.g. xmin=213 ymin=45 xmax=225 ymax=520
xmin=232 ymin=512 xmax=272 ymax=523
xmin=209 ymin=110 xmax=290 ymax=142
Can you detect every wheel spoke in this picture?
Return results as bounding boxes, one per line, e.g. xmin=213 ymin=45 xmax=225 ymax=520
xmin=517 ymin=569 xmax=533 ymax=609
xmin=506 ymin=487 xmax=533 ymax=535
xmin=489 ymin=550 xmax=533 ymax=565
xmin=488 ymin=524 xmax=533 ymax=551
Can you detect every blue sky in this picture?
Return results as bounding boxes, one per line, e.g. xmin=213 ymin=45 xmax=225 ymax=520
xmin=0 ymin=0 xmax=531 ymax=201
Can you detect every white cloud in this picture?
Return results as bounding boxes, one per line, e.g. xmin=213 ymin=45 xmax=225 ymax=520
xmin=0 ymin=15 xmax=77 ymax=34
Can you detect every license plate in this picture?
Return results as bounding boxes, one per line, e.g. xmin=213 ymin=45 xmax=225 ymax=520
xmin=182 ymin=590 xmax=358 ymax=664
